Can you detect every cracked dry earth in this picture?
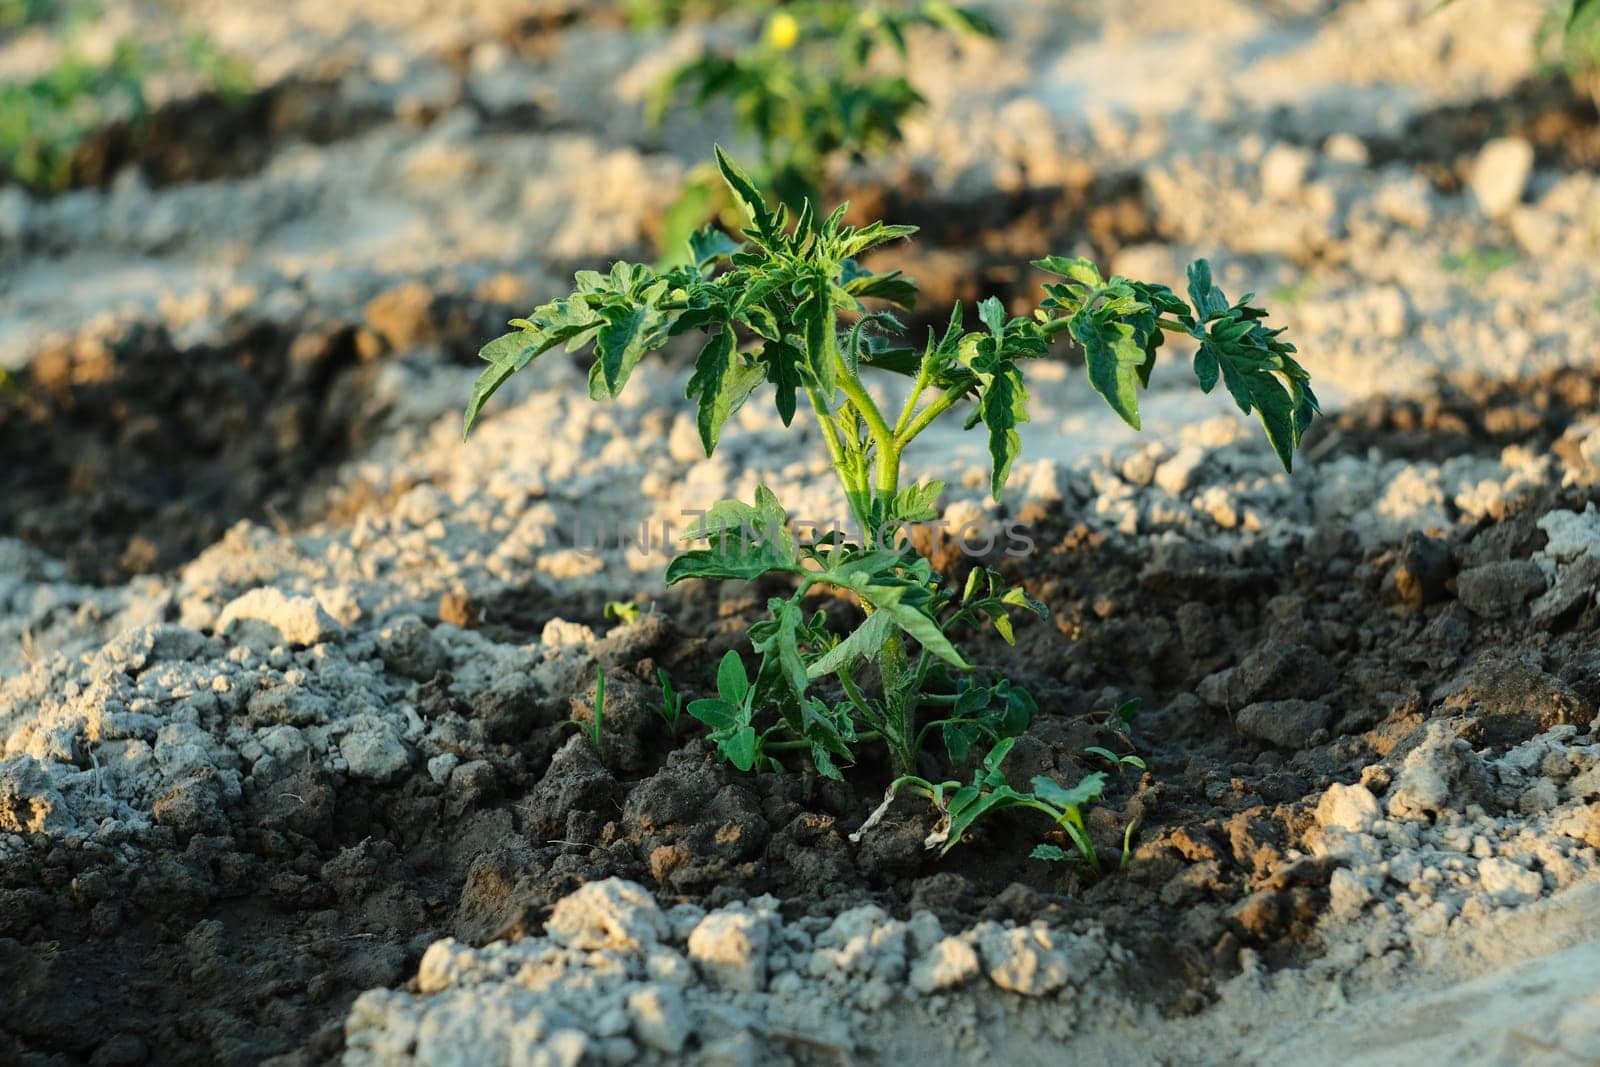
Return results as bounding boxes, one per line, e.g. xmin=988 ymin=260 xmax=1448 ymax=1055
xmin=3 ymin=0 xmax=1600 ymax=1064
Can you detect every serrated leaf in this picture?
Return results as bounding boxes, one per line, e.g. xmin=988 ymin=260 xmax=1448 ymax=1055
xmin=836 ymin=221 xmax=918 ymax=258
xmin=463 ymin=296 xmax=602 ymax=435
xmin=1031 ymin=843 xmax=1071 ymax=862
xmin=811 ymin=745 xmax=843 ymax=780
xmin=671 ymin=489 xmax=797 ymax=582
xmin=762 ymin=339 xmax=803 ymax=425
xmin=715 ymin=145 xmax=779 ymax=245
xmin=689 ymin=226 xmax=744 ymax=267
xmin=821 ymin=570 xmax=969 ymax=669
xmin=685 ymin=329 xmax=763 ymax=455
xmin=807 ymin=610 xmax=893 ymax=679
xmin=463 ymin=330 xmax=542 ymax=438
xmin=1187 ymin=259 xmax=1229 ymax=320
xmin=977 ymin=295 xmax=1007 ymax=335
xmin=890 ymin=480 xmax=944 ymax=523
xmin=799 ymin=282 xmax=835 ymax=397
xmin=842 ymin=269 xmax=918 ymax=309
xmin=754 ymin=598 xmax=810 ymax=701
xmin=978 ymin=362 xmax=1027 ymax=499
xmin=1071 ymin=312 xmax=1146 ymax=430
xmin=1033 ymin=256 xmax=1102 ymax=288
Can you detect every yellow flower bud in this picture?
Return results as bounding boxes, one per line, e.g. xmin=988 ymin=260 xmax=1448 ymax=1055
xmin=765 ymin=11 xmax=800 ymax=51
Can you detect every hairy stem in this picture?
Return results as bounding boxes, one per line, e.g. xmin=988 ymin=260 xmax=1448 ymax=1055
xmin=894 ymin=386 xmax=964 ymax=448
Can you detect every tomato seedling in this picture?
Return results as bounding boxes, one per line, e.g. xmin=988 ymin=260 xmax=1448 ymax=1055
xmin=464 ymin=148 xmax=1317 ymax=860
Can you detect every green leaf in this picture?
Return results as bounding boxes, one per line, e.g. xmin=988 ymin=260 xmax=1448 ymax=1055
xmin=978 ymin=362 xmax=1028 ymax=499
xmin=977 ymin=296 xmax=1007 ymax=335
xmin=982 ymin=736 xmax=1017 ymax=777
xmin=944 ymin=784 xmax=1028 ymax=853
xmin=668 ymin=541 xmax=797 ymax=583
xmin=716 ymin=649 xmax=749 ymax=704
xmin=689 ymin=226 xmax=744 ymax=267
xmin=1193 ymin=345 xmax=1220 ymax=392
xmin=463 ymin=293 xmax=602 ymax=435
xmin=687 ymin=697 xmax=740 ymax=732
xmin=657 ymin=668 xmax=682 ymax=729
xmin=1569 ymin=0 xmax=1598 ymax=36
xmin=799 ymin=281 xmax=835 ymax=397
xmin=722 ymin=725 xmax=759 ymax=771
xmin=1030 ymin=773 xmax=1107 ymax=813
xmin=844 ymin=269 xmax=918 ymax=309
xmin=761 ymin=339 xmax=804 ymax=425
xmin=1187 ymin=259 xmax=1229 ymax=319
xmin=1071 ymin=312 xmax=1147 ymax=429
xmin=836 ymin=221 xmax=919 ymax=258
xmin=715 ymin=145 xmax=779 ymax=245
xmin=1030 ymin=843 xmax=1071 ymax=863
xmin=889 ymin=480 xmax=944 ymax=523
xmin=463 ymin=330 xmax=542 ymax=438
xmin=685 ymin=329 xmax=763 ymax=455
xmin=1033 ymin=255 xmax=1102 ymax=288
xmin=669 ymin=489 xmax=798 ymax=582
xmin=592 ymin=302 xmax=653 ymax=399
xmin=807 ymin=610 xmax=893 ymax=679
xmin=1177 ymin=260 xmax=1317 ymax=471
xmin=822 ymin=566 xmax=970 ymax=669
xmin=754 ymin=597 xmax=810 ymax=701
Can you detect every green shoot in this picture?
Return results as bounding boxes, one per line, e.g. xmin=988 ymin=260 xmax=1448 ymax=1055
xmin=657 ymin=667 xmax=685 ymax=730
xmin=856 ymin=737 xmax=1110 ymax=869
xmin=1442 ymin=246 xmax=1518 ymax=280
xmin=604 ymin=600 xmax=644 ymax=625
xmin=1084 ymin=746 xmax=1147 ymax=773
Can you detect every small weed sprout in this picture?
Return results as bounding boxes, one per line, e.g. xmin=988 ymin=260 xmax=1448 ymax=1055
xmin=657 ymin=668 xmax=686 ymax=730
xmin=464 ymin=150 xmax=1316 ymax=864
xmin=563 ymin=670 xmax=607 ymax=752
xmin=604 ymin=600 xmax=644 ymax=625
xmin=588 ymin=669 xmax=606 ymax=752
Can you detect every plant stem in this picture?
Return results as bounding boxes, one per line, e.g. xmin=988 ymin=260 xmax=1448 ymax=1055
xmin=767 ymin=730 xmax=881 ymax=753
xmin=895 ymin=386 xmax=964 ymax=448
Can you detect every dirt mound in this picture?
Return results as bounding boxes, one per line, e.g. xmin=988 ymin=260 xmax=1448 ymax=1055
xmin=3 ymin=366 xmax=1597 ymax=1062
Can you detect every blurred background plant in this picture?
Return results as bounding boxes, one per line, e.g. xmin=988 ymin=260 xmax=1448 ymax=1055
xmin=639 ymin=0 xmax=999 ymax=262
xmin=0 ymin=0 xmax=249 ymax=193
xmin=1450 ymin=0 xmax=1600 ymax=108
xmin=1553 ymin=0 xmax=1599 ymax=106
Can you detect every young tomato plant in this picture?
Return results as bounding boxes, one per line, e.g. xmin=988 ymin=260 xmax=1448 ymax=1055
xmin=645 ymin=1 xmax=998 ymax=259
xmin=463 ymin=148 xmax=1316 ymax=856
